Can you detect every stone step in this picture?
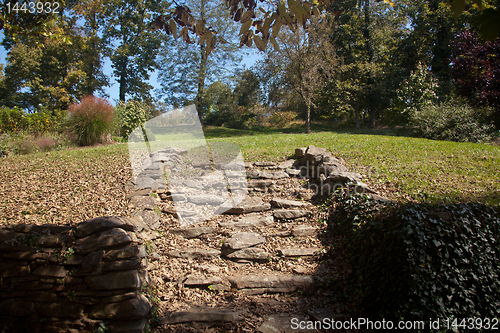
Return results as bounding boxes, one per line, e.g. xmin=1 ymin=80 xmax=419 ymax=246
xmin=228 ymin=274 xmax=314 ymax=295
xmin=161 ymin=307 xmax=245 ymax=325
xmin=278 ymin=248 xmax=321 ymax=257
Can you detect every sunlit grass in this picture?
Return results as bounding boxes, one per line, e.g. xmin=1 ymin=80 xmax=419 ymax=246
xmin=205 ymin=128 xmax=500 ymax=205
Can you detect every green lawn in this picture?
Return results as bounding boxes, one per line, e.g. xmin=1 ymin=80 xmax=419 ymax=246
xmin=200 ymin=126 xmax=500 ymax=205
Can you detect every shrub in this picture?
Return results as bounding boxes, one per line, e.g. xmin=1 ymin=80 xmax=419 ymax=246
xmin=0 ymin=132 xmax=74 ymax=156
xmin=268 ymin=111 xmax=297 ymax=128
xmin=0 ymin=106 xmax=26 ymax=133
xmin=330 ymin=193 xmax=500 ymax=325
xmin=0 ymin=106 xmax=69 ymax=134
xmin=68 ymin=96 xmax=114 ymax=146
xmin=114 ymin=100 xmax=148 ymax=140
xmin=409 ymin=101 xmax=498 ymax=143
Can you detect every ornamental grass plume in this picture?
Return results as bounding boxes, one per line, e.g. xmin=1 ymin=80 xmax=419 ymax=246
xmin=68 ymin=96 xmax=114 ymax=146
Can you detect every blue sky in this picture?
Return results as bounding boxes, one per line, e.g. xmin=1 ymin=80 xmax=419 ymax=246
xmin=0 ymin=32 xmax=263 ymax=106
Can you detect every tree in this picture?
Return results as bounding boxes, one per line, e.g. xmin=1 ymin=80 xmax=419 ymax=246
xmin=450 ymin=29 xmax=500 ymax=127
xmin=72 ymin=0 xmax=110 ymax=97
xmin=259 ymin=16 xmax=337 ymax=133
xmin=395 ymin=61 xmax=440 ymax=125
xmin=326 ymin=0 xmax=400 ymax=128
xmin=156 ymin=0 xmax=243 ymax=121
xmin=1 ymin=22 xmax=86 ymax=111
xmin=104 ymin=0 xmax=163 ymax=102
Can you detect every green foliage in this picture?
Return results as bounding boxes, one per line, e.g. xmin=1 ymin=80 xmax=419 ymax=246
xmin=409 ymin=100 xmax=498 ymax=143
xmin=2 ymin=28 xmax=87 ymax=111
xmin=330 ymin=193 xmax=500 ymax=324
xmin=68 ymin=96 xmax=115 ymax=146
xmin=0 ymin=106 xmax=25 ymax=133
xmin=395 ymin=62 xmax=440 ymax=126
xmin=268 ymin=111 xmax=297 ymax=128
xmin=0 ymin=106 xmax=68 ymax=135
xmin=114 ymin=100 xmax=149 ymax=140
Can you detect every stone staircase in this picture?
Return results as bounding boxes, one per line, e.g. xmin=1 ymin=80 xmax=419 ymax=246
xmin=125 ymin=146 xmax=370 ymax=332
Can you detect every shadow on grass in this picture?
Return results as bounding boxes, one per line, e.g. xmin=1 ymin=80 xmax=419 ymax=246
xmin=203 ymin=124 xmax=410 ymax=139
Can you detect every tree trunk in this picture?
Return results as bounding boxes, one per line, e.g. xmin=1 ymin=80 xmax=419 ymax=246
xmin=119 ymin=57 xmax=127 ymax=102
xmin=306 ymin=103 xmax=311 ymax=134
xmin=364 ymin=0 xmax=376 ymax=129
xmin=355 ymin=102 xmax=360 ymax=129
xmin=87 ymin=10 xmax=97 ymax=96
xmin=195 ymin=0 xmax=208 ymax=125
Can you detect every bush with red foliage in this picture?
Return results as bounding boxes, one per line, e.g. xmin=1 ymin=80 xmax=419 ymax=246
xmin=450 ymin=29 xmax=500 ymax=128
xmin=68 ymin=96 xmax=115 ymax=146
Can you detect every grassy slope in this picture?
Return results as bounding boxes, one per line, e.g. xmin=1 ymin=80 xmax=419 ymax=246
xmin=202 ymin=126 xmax=500 ymax=205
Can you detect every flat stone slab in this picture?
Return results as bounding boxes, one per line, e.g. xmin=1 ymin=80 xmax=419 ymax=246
xmin=224 ymin=197 xmax=271 ymax=214
xmin=194 ymin=264 xmax=220 ymax=273
xmin=247 ymin=179 xmax=275 ymax=190
xmin=278 ymin=248 xmax=320 ymax=257
xmin=168 ymin=248 xmax=221 ymax=259
xmin=189 ymin=194 xmax=225 ymax=205
xmin=273 ymin=210 xmax=309 ymax=219
xmin=183 ymin=275 xmax=223 ymax=286
xmin=259 ymin=171 xmax=289 ymax=180
xmin=162 ymin=308 xmax=242 ymax=324
xmin=285 ymin=168 xmax=301 ymax=176
xmin=277 ymin=159 xmax=296 ymax=169
xmin=169 ymin=227 xmax=215 ymax=239
xmin=75 ymin=216 xmax=136 ymax=238
xmin=292 ymin=226 xmax=318 ymax=237
xmin=327 ymin=172 xmax=362 ymax=183
xmin=133 ymin=210 xmax=160 ymax=229
xmin=226 ymin=248 xmax=269 ymax=261
xmin=271 ymin=198 xmax=308 ymax=209
xmin=228 ymin=275 xmax=314 ymax=293
xmin=85 ymin=271 xmax=142 ymax=290
xmin=74 ymin=228 xmax=132 ymax=254
xmin=222 ymin=232 xmax=265 ymax=253
xmin=254 ymin=162 xmax=277 ymax=167
xmin=219 ymin=214 xmax=274 ymax=229
xmin=128 ymin=195 xmax=156 ymax=210
xmin=125 ymin=189 xmax=151 ymax=199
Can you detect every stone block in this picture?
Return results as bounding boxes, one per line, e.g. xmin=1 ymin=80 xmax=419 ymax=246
xmin=222 ymin=232 xmax=265 ymax=253
xmin=37 ymin=302 xmax=85 ymax=318
xmin=32 ymin=266 xmax=68 ymax=278
xmin=84 ymin=271 xmax=142 ymax=290
xmin=74 ymin=228 xmax=132 ymax=254
xmin=103 ymin=246 xmax=140 ymax=262
xmin=75 ymin=216 xmax=136 ymax=238
xmin=89 ymin=295 xmax=151 ymax=320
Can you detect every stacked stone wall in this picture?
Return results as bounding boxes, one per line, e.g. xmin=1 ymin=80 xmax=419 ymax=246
xmin=0 ymin=216 xmax=151 ymax=333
